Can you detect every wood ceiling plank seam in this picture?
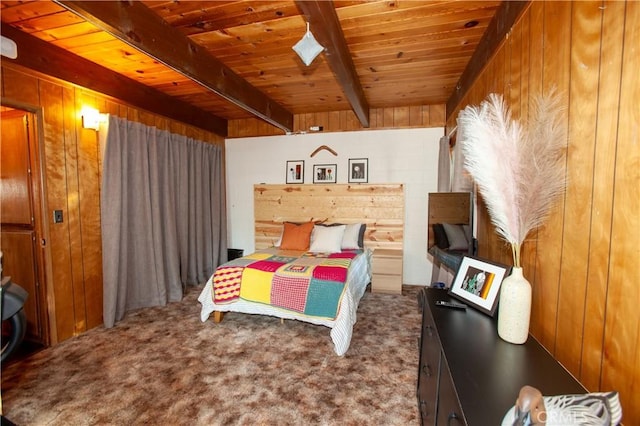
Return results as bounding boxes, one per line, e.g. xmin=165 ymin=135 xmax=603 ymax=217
xmin=352 ymin=47 xmax=478 ymax=65
xmin=0 ymin=1 xmax=67 ymax=24
xmin=1 ymin=23 xmax=228 ymax=136
xmin=295 ymin=0 xmax=370 ymax=128
xmin=336 ymin=3 xmax=499 ymax=29
xmin=3 ymin=10 xmax=86 ymax=34
xmin=53 ymin=0 xmax=294 ymax=132
xmin=333 ymin=0 xmax=501 ymax=19
xmin=447 ymin=0 xmax=531 ymax=117
xmin=165 ymin=3 xmax=303 ymax=35
xmin=48 ymin=31 xmax=116 ymax=49
xmin=344 ymin=28 xmax=491 ymax=49
xmin=1 ymin=0 xmax=505 ymax=126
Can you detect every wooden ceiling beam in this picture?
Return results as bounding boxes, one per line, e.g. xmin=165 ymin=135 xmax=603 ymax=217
xmin=295 ymin=0 xmax=370 ymax=128
xmin=446 ymin=1 xmax=531 ymax=119
xmin=53 ymin=0 xmax=294 ymax=132
xmin=0 ymin=23 xmax=228 ymax=137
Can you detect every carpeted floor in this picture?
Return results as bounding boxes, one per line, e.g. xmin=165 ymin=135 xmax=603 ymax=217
xmin=1 ymin=285 xmax=422 ymax=426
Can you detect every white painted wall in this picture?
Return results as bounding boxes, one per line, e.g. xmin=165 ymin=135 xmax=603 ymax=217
xmin=225 ymin=127 xmax=443 ymax=286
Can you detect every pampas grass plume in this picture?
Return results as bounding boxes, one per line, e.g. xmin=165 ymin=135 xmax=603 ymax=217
xmin=458 ymin=91 xmax=567 ymax=267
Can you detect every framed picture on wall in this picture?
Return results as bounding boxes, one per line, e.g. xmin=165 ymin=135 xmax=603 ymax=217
xmin=348 ymin=158 xmax=368 ymax=183
xmin=286 ymin=160 xmax=304 ymax=184
xmin=448 ymin=256 xmax=510 ymax=316
xmin=313 ymin=164 xmax=337 ymax=183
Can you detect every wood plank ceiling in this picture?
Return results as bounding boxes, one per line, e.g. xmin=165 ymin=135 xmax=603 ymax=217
xmin=1 ymin=0 xmax=505 ymax=136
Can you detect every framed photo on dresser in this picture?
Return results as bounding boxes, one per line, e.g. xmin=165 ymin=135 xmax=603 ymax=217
xmin=448 ymin=255 xmax=510 ymax=316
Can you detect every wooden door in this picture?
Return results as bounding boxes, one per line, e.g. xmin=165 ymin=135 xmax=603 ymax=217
xmin=1 ymin=109 xmax=47 ymax=344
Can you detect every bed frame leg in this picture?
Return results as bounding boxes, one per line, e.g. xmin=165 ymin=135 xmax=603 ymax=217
xmin=213 ymin=311 xmax=225 ymax=323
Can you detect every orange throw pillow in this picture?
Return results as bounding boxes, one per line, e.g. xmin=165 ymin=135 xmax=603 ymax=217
xmin=279 ymin=221 xmax=314 ymax=251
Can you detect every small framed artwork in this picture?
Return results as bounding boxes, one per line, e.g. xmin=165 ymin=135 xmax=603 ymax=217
xmin=286 ymin=160 xmax=304 ymax=184
xmin=348 ymin=158 xmax=368 ymax=183
xmin=448 ymin=256 xmax=511 ymax=316
xmin=313 ymin=164 xmax=337 ymax=183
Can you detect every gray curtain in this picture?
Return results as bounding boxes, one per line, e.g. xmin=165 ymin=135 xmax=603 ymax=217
xmin=451 ymin=116 xmax=474 ymax=192
xmin=437 ymin=135 xmax=451 ymax=192
xmin=101 ymin=115 xmax=226 ymax=328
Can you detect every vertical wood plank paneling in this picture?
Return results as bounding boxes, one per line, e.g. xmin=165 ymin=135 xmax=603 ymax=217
xmin=534 ymin=0 xmax=571 ymax=353
xmin=38 ymin=79 xmax=76 ymax=342
xmin=447 ymin=2 xmax=637 ymax=422
xmin=63 ymin=85 xmax=87 ymax=336
xmin=228 ymin=103 xmax=446 ymax=137
xmin=527 ymin=0 xmax=546 ymax=339
xmin=519 ymin=9 xmax=538 ymax=322
xmin=409 ymin=105 xmax=422 ymax=126
xmin=1 ymin=67 xmax=40 ymax=104
xmin=603 ymin=2 xmax=640 ymax=422
xmin=508 ymin=22 xmax=522 ymax=120
xmin=580 ymin=0 xmax=625 ymax=392
xmin=137 ymin=109 xmax=156 ymax=127
xmin=556 ymin=0 xmax=602 ymax=377
xmin=491 ymin=43 xmax=506 ymax=96
xmin=76 ymin=90 xmax=103 ymax=330
xmin=393 ymin=106 xmax=410 ymax=127
xmin=519 ymin=12 xmax=531 ymax=126
xmin=375 ymin=108 xmax=386 ymax=128
xmin=383 ymin=108 xmax=394 ymax=128
xmin=429 ymin=105 xmax=445 ymax=127
xmin=421 ymin=105 xmax=431 ymax=127
xmin=328 ymin=110 xmax=341 ymax=130
xmin=3 ymin=63 xmax=225 ymax=346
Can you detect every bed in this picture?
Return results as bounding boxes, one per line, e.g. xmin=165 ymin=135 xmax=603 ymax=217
xmin=198 ymin=183 xmax=404 ymax=356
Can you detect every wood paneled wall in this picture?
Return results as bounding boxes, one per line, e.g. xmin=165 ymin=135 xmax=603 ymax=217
xmin=0 ymin=63 xmax=223 ymax=344
xmin=228 ymin=104 xmax=446 ymax=138
xmin=446 ymin=1 xmax=639 ymax=422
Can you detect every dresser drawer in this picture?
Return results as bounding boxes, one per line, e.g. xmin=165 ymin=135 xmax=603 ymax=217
xmin=371 ymin=249 xmax=403 ymax=294
xmin=372 ymin=273 xmax=402 ymax=294
xmin=417 ymin=322 xmax=441 ymax=425
xmin=372 ymin=255 xmax=402 ymax=275
xmin=437 ymin=359 xmax=466 ymax=425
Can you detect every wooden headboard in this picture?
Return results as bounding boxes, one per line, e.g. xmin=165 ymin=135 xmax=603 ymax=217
xmin=254 ymin=184 xmax=404 ymax=251
xmin=427 ymin=192 xmax=473 ymax=249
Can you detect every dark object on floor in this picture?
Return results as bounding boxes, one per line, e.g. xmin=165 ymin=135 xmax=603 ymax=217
xmin=1 ymin=415 xmax=17 ymax=426
xmin=227 ymin=248 xmax=244 ymax=261
xmin=1 ymin=277 xmax=28 ymax=362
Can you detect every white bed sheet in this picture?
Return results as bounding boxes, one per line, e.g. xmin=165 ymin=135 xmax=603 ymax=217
xmin=197 ymin=248 xmax=372 ymax=356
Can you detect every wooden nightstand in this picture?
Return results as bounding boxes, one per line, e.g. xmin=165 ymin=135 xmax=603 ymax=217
xmin=371 ymin=249 xmax=403 ymax=294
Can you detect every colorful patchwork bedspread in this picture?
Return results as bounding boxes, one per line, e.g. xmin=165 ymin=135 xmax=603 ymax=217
xmin=212 ymin=249 xmax=361 ymax=320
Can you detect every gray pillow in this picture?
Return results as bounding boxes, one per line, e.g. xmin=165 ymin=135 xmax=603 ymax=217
xmin=442 ymin=223 xmax=468 ymax=251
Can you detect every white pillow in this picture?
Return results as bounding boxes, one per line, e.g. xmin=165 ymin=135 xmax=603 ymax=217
xmin=309 ymin=224 xmax=346 ymax=253
xmin=341 ymin=223 xmax=362 ymax=250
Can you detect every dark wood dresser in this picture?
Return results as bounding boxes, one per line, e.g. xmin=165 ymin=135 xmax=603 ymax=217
xmin=417 ymin=288 xmax=586 ymax=425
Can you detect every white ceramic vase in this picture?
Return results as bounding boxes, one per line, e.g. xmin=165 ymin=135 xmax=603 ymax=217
xmin=497 ymin=267 xmax=531 ymax=344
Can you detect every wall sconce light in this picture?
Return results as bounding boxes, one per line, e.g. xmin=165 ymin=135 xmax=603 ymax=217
xmin=1 ymin=35 xmax=17 ymax=59
xmin=81 ymin=106 xmax=105 ymax=131
xmin=292 ymin=22 xmax=324 ymax=66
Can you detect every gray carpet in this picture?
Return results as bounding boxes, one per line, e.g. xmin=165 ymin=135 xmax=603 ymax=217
xmin=1 ymin=285 xmax=422 ymax=425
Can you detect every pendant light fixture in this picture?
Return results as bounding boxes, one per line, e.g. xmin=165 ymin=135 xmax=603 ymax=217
xmin=292 ymin=22 xmax=324 ymax=66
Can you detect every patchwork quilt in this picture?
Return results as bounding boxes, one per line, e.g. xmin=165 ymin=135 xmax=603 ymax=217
xmin=212 ymin=250 xmax=361 ymax=320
